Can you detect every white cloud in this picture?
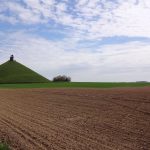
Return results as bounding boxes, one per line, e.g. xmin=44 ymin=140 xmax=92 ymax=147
xmin=0 ymin=14 xmax=18 ymax=24
xmin=1 ymin=0 xmax=150 ymax=38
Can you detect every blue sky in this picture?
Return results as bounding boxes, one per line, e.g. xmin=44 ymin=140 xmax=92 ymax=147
xmin=0 ymin=0 xmax=150 ymax=81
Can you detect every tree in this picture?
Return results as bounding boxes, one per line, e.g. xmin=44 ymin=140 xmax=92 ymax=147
xmin=52 ymin=75 xmax=71 ymax=82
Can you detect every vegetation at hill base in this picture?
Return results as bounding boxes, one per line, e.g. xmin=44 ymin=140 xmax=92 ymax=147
xmin=0 ymin=143 xmax=10 ymax=150
xmin=0 ymin=61 xmax=49 ymax=84
xmin=53 ymin=75 xmax=71 ymax=82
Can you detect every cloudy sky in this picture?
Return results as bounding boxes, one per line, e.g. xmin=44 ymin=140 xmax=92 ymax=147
xmin=0 ymin=0 xmax=150 ymax=82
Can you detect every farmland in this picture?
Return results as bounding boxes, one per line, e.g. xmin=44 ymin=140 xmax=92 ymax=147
xmin=0 ymin=87 xmax=150 ymax=150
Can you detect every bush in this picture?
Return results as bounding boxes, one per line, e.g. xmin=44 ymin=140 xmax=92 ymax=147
xmin=0 ymin=143 xmax=10 ymax=150
xmin=53 ymin=75 xmax=71 ymax=82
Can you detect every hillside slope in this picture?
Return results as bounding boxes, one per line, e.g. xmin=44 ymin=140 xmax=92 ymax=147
xmin=0 ymin=61 xmax=50 ymax=83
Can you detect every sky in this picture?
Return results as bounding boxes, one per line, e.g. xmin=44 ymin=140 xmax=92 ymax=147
xmin=0 ymin=0 xmax=150 ymax=82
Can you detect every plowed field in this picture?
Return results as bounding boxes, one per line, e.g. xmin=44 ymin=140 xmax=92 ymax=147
xmin=0 ymin=87 xmax=150 ymax=150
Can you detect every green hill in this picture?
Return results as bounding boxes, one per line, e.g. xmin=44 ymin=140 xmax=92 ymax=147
xmin=0 ymin=61 xmax=50 ymax=83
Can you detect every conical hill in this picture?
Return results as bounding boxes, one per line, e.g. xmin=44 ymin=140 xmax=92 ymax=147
xmin=0 ymin=60 xmax=50 ymax=83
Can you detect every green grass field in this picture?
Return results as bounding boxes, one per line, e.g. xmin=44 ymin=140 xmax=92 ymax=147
xmin=0 ymin=82 xmax=150 ymax=89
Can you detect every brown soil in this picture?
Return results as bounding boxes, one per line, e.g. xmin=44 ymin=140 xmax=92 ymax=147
xmin=0 ymin=87 xmax=150 ymax=150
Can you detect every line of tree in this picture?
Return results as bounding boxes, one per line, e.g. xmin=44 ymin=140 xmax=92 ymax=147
xmin=52 ymin=75 xmax=71 ymax=82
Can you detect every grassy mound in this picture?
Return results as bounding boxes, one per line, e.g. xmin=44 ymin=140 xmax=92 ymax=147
xmin=0 ymin=61 xmax=49 ymax=83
